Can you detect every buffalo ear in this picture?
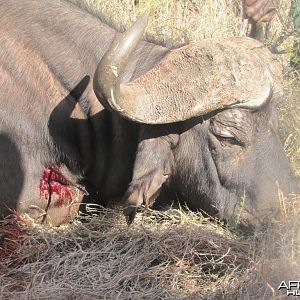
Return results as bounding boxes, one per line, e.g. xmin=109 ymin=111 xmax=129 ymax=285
xmin=123 ymin=130 xmax=177 ymax=224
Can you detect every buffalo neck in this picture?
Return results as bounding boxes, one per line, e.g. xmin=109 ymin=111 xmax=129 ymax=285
xmin=0 ymin=0 xmax=170 ymax=196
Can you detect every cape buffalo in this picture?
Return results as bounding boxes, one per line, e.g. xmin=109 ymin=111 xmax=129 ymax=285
xmin=0 ymin=0 xmax=298 ymax=228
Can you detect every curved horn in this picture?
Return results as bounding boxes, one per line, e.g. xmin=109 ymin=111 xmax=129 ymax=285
xmin=95 ymin=25 xmax=283 ymax=124
xmin=93 ymin=15 xmax=149 ymax=112
xmin=123 ymin=38 xmax=283 ymax=123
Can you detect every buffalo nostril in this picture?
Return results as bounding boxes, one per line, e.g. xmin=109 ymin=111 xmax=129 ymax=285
xmin=123 ymin=206 xmax=138 ymax=225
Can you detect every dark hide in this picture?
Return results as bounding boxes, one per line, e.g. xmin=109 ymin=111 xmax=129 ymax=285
xmin=126 ymin=103 xmax=299 ymax=228
xmin=0 ymin=0 xmax=298 ymax=227
xmin=0 ymin=0 xmax=168 ymax=225
xmin=0 ymin=134 xmax=23 ymax=216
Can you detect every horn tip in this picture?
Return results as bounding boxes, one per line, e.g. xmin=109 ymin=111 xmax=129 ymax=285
xmin=135 ymin=13 xmax=149 ymax=30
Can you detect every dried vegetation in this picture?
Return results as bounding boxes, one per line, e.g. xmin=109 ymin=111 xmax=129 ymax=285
xmin=0 ymin=202 xmax=299 ymax=299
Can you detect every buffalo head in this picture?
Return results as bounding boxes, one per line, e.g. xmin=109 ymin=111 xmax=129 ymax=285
xmin=93 ymin=16 xmax=299 ymax=228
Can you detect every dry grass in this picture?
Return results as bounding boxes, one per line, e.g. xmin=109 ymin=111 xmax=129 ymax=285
xmin=69 ymin=0 xmax=293 ymax=46
xmin=1 ymin=0 xmax=299 ymax=299
xmin=0 ymin=203 xmax=299 ymax=299
xmin=0 ymin=208 xmax=253 ymax=299
xmin=0 ymin=208 xmax=262 ymax=299
xmin=279 ymin=73 xmax=300 ymax=177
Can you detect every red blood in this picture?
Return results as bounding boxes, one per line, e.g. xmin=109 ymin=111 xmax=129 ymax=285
xmin=39 ymin=165 xmax=73 ymax=207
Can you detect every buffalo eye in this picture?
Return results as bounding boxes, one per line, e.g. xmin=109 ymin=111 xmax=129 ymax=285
xmin=213 ymin=131 xmax=245 ymax=147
